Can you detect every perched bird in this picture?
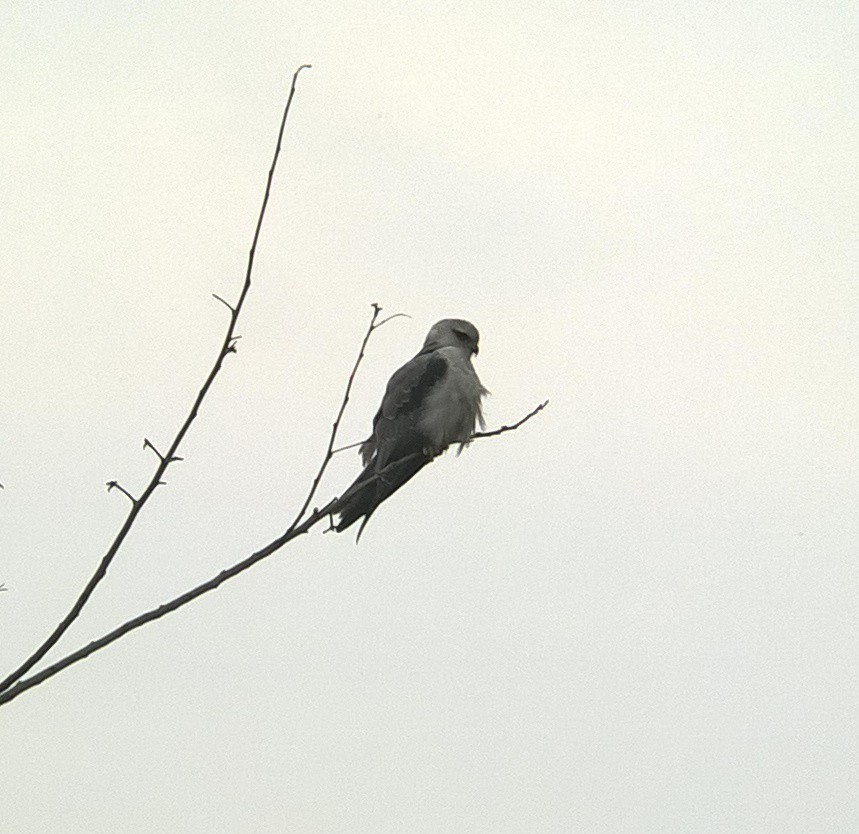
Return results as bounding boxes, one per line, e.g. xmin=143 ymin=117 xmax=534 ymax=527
xmin=335 ymin=318 xmax=488 ymax=539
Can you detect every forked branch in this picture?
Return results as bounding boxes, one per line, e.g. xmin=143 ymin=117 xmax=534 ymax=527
xmin=286 ymin=305 xmax=412 ymax=532
xmin=0 ymin=64 xmax=547 ymax=709
xmin=0 ymin=364 xmax=544 ymax=708
xmin=0 ymin=64 xmax=312 ymax=697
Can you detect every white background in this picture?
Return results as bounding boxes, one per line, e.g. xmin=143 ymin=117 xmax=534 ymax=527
xmin=1 ymin=3 xmax=856 ymax=831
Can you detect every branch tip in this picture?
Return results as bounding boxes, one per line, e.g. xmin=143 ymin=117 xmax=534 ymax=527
xmin=143 ymin=438 xmax=165 ymax=461
xmin=106 ymin=481 xmax=137 ymax=504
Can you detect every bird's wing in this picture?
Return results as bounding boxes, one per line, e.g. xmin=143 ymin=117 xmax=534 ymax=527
xmin=363 ymin=350 xmax=449 ymax=469
xmin=336 ymin=351 xmax=449 ymax=538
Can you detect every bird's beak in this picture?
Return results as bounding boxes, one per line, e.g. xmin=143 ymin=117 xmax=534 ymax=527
xmin=472 ymin=344 xmax=479 ymax=356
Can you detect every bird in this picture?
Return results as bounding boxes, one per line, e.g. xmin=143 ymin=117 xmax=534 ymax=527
xmin=334 ymin=318 xmax=489 ymax=539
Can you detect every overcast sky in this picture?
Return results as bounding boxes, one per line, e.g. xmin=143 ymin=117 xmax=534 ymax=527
xmin=1 ymin=3 xmax=857 ymax=831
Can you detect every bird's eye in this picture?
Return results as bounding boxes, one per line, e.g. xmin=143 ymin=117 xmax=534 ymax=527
xmin=454 ymin=330 xmax=470 ymax=342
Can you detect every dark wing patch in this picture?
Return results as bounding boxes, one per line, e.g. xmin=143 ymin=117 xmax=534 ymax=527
xmin=382 ymin=352 xmax=448 ymax=419
xmin=371 ymin=352 xmax=447 ymax=469
xmin=334 ymin=351 xmax=448 ymax=538
xmin=366 ymin=353 xmax=446 ymax=448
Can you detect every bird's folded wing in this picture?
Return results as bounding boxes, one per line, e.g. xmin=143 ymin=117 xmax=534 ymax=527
xmin=364 ymin=351 xmax=449 ymax=467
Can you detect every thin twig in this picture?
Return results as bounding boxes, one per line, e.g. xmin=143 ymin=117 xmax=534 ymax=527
xmin=374 ymin=312 xmax=411 ymax=328
xmin=144 ymin=438 xmax=184 ymax=464
xmin=327 ymin=402 xmax=549 ymax=525
xmin=105 ymin=481 xmax=137 ymax=504
xmin=331 ymin=439 xmax=365 ymax=455
xmin=143 ymin=438 xmax=164 ymax=461
xmin=212 ymin=293 xmax=236 ymax=314
xmin=471 ymin=400 xmax=549 ymax=439
xmin=286 ymin=303 xmax=407 ymax=532
xmin=0 ymin=64 xmax=312 ymax=696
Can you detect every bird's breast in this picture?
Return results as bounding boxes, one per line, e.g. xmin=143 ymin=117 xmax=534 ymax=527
xmin=418 ymin=349 xmax=486 ymax=453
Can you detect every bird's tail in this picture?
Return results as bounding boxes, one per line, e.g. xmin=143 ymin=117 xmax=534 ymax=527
xmin=334 ymin=452 xmax=431 ymax=540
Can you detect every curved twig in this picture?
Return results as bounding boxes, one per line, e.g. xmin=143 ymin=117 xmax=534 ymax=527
xmin=286 ymin=303 xmax=408 ymax=532
xmin=471 ymin=400 xmax=549 ymax=439
xmin=105 ymin=481 xmax=137 ymax=505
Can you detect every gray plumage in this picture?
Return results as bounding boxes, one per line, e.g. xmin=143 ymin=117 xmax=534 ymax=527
xmin=335 ymin=319 xmax=488 ymax=539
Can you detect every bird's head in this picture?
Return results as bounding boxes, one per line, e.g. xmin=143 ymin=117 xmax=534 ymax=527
xmin=423 ymin=318 xmax=480 ymax=356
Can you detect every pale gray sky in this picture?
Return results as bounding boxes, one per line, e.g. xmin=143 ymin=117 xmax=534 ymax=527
xmin=1 ymin=2 xmax=857 ymax=831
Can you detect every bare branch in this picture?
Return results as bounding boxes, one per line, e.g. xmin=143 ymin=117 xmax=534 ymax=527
xmin=0 ymin=63 xmax=312 ymax=697
xmin=143 ymin=438 xmax=165 ymax=461
xmin=471 ymin=400 xmax=549 ymax=440
xmin=143 ymin=439 xmax=184 ymax=465
xmin=0 ymin=304 xmax=408 ymax=706
xmin=0 ymin=496 xmax=338 ymax=707
xmin=373 ymin=312 xmax=412 ymax=329
xmin=0 ymin=386 xmax=545 ymax=708
xmin=285 ymin=303 xmax=397 ymax=532
xmin=212 ymin=293 xmax=236 ymax=314
xmin=331 ymin=439 xmax=365 ymax=455
xmin=0 ymin=61 xmax=545 ymax=708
